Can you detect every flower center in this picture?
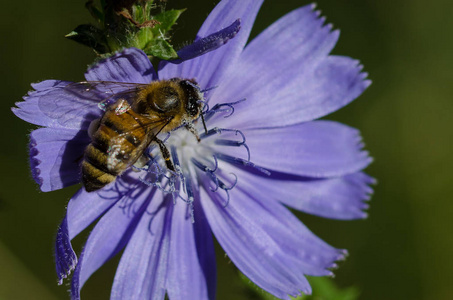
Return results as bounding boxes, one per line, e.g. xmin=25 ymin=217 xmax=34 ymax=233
xmin=135 ymin=99 xmax=269 ymax=222
xmin=166 ymin=125 xmax=215 ymax=171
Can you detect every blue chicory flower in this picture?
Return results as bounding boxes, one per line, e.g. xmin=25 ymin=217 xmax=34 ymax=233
xmin=13 ymin=1 xmax=374 ymax=299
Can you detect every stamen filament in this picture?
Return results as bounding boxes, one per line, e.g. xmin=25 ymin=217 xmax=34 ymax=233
xmin=216 ymin=153 xmax=271 ymax=176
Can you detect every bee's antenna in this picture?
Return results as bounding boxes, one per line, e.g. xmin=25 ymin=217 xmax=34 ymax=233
xmin=185 ymin=80 xmax=218 ymax=94
xmin=200 ymin=85 xmax=218 ymax=93
xmin=185 ymin=80 xmax=201 ymax=91
xmin=200 ymin=113 xmax=208 ymax=135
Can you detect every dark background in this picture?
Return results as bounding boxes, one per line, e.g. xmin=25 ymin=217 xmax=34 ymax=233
xmin=1 ymin=0 xmax=452 ymax=299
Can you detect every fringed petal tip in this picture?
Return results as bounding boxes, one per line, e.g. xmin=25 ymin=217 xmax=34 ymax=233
xmin=359 ymin=67 xmax=372 ymax=92
xmin=70 ymin=249 xmax=83 ymax=300
xmin=12 ymin=80 xmax=73 ymax=128
xmin=337 ymin=248 xmax=349 ymax=261
xmin=286 ymin=284 xmax=313 ymax=299
xmin=28 ymin=134 xmax=44 ymax=189
xmin=28 ymin=128 xmax=87 ymax=192
xmin=356 ymin=173 xmax=376 ymax=219
xmin=319 ymin=249 xmax=349 ymax=281
xmin=30 ymin=80 xmax=69 ymax=92
xmin=354 ymin=60 xmax=372 ymax=90
xmin=358 ymin=172 xmax=376 ymax=196
xmin=55 ymin=215 xmax=78 ymax=285
xmin=317 ymin=248 xmax=349 ymax=277
xmin=303 ymin=286 xmax=313 ymax=296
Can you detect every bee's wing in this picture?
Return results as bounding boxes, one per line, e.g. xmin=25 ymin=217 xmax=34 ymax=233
xmin=106 ymin=115 xmax=173 ymax=171
xmin=38 ymin=81 xmax=148 ymax=128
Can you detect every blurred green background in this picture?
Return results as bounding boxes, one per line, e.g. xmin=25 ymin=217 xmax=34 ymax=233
xmin=1 ymin=0 xmax=452 ymax=299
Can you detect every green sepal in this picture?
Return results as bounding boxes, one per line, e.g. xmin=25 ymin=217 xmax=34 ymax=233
xmin=130 ymin=1 xmax=153 ymax=24
xmin=152 ymin=9 xmax=186 ymax=34
xmin=144 ymin=38 xmax=178 ymax=60
xmin=128 ymin=7 xmax=185 ymax=60
xmin=65 ymin=24 xmax=109 ymax=53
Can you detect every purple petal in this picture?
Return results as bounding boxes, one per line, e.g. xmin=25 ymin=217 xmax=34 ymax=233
xmin=282 ymin=172 xmax=374 ymax=219
xmin=56 ymin=190 xmax=115 ymax=284
xmin=200 ymin=180 xmax=346 ymax=299
xmin=225 ymin=163 xmax=374 ymax=220
xmin=71 ymin=187 xmax=153 ymax=300
xmin=110 ymin=192 xmax=171 ymax=300
xmin=56 ymin=175 xmax=143 ymax=285
xmin=55 ymin=215 xmax=77 ymax=285
xmin=67 ymin=186 xmax=125 ymax=239
xmin=167 ymin=188 xmax=216 ymax=300
xmin=211 ymin=6 xmax=370 ymax=129
xmin=217 ymin=121 xmax=371 ymax=178
xmin=85 ymin=48 xmax=156 ymax=83
xmin=162 ymin=19 xmax=241 ymax=66
xmin=12 ymin=80 xmax=75 ymax=128
xmin=29 ymin=128 xmax=90 ymax=192
xmin=159 ymin=0 xmax=263 ymax=91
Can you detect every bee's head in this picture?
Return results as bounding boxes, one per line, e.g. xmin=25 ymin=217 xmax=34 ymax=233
xmin=175 ymin=78 xmax=204 ymax=118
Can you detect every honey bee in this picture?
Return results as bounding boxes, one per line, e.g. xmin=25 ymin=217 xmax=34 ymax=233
xmin=77 ymin=78 xmax=206 ymax=192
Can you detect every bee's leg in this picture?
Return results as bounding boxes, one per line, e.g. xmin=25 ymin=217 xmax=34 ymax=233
xmin=185 ymin=123 xmax=201 ymax=142
xmin=155 ymin=138 xmax=176 ymax=172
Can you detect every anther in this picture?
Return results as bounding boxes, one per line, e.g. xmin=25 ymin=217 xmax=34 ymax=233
xmin=201 ymin=128 xmax=251 ymax=161
xmin=204 ymin=98 xmax=246 ymax=121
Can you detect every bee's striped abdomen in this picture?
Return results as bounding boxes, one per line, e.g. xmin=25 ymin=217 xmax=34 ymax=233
xmin=82 ymin=106 xmax=149 ymax=192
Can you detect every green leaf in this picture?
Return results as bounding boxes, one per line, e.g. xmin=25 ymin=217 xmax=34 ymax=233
xmin=144 ymin=39 xmax=178 ymax=60
xmin=65 ymin=24 xmax=109 ymax=53
xmin=153 ymin=9 xmax=186 ymax=34
xmin=240 ymin=273 xmax=360 ymax=300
